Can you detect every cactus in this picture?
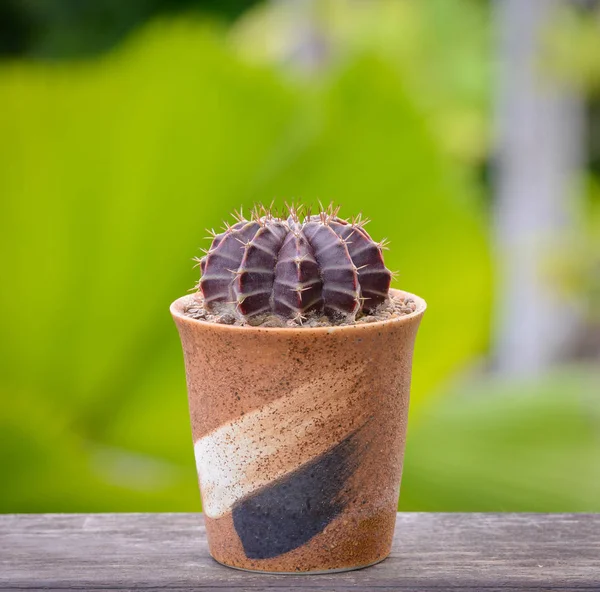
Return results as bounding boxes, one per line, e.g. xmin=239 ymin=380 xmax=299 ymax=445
xmin=196 ymin=204 xmax=392 ymax=324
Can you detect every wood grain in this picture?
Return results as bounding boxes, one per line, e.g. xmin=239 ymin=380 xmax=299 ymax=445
xmin=1 ymin=513 xmax=598 ymax=591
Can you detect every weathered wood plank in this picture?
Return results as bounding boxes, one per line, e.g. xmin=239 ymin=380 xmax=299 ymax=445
xmin=0 ymin=513 xmax=598 ymax=591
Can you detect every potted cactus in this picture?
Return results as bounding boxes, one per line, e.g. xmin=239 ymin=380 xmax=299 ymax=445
xmin=171 ymin=204 xmax=426 ymax=573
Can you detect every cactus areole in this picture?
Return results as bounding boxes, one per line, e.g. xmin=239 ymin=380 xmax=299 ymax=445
xmin=194 ymin=204 xmax=395 ymax=326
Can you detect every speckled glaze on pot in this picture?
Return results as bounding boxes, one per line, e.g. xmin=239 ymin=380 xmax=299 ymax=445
xmin=171 ymin=288 xmax=426 ymax=573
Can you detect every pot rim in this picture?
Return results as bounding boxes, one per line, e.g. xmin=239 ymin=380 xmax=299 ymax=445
xmin=170 ymin=288 xmax=426 ymax=334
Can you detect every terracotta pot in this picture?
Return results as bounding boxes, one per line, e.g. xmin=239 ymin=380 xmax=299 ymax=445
xmin=171 ymin=288 xmax=426 ymax=573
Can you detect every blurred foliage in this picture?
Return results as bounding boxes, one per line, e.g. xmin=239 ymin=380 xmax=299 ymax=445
xmin=541 ymin=0 xmax=600 ymax=335
xmin=401 ymin=368 xmax=600 ymax=512
xmin=0 ymin=14 xmax=491 ymax=511
xmin=543 ymin=1 xmax=600 ymax=178
xmin=0 ymin=18 xmax=299 ymax=511
xmin=587 ymin=177 xmax=600 ymax=320
xmin=0 ymin=0 xmax=261 ymax=59
xmin=231 ymin=0 xmax=491 ymax=166
xmin=543 ymin=1 xmax=600 ymax=97
xmin=1 ymin=1 xmax=598 ymax=515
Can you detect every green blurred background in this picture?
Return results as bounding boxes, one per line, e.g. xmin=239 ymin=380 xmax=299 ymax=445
xmin=1 ymin=0 xmax=599 ymax=513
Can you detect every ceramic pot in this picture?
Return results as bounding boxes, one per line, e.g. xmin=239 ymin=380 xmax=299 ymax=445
xmin=171 ymin=288 xmax=426 ymax=573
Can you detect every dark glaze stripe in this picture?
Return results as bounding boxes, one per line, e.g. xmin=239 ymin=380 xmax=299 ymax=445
xmin=231 ymin=425 xmax=367 ymax=560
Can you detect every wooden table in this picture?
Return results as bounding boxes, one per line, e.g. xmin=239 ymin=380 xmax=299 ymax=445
xmin=1 ymin=513 xmax=598 ymax=591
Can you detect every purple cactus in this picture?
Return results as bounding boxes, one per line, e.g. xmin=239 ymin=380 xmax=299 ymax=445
xmin=196 ymin=205 xmax=392 ymax=323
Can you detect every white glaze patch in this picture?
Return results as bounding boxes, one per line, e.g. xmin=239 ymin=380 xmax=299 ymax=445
xmin=194 ymin=364 xmax=368 ymax=518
